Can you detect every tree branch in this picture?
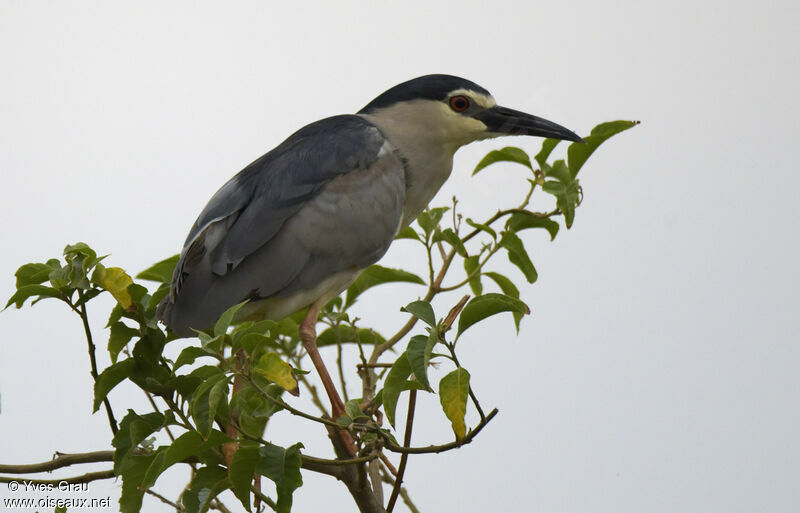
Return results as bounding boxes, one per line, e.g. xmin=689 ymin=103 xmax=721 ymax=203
xmin=145 ymin=488 xmax=184 ymax=512
xmin=74 ymin=294 xmax=118 ymax=435
xmin=380 ymin=408 xmax=499 ymax=454
xmin=250 ymin=485 xmax=278 ymax=512
xmin=386 ymin=389 xmax=416 ymax=513
xmin=380 ymin=466 xmax=421 ymax=513
xmin=0 ymin=450 xmax=113 ymax=474
xmin=244 ymin=374 xmax=342 ymax=430
xmin=0 ymin=470 xmax=114 ymax=485
xmin=325 ymin=424 xmax=387 ymax=513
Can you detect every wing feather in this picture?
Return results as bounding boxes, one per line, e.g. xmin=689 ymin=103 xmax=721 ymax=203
xmin=159 ymin=115 xmax=406 ymax=335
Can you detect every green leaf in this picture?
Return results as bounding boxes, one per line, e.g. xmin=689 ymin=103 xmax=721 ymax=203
xmin=208 ymin=377 xmax=229 ymax=428
xmin=439 ymin=368 xmax=470 ymax=441
xmin=506 ymin=213 xmax=560 ymax=241
xmin=233 ymin=332 xmax=277 ymax=357
xmin=382 ymin=352 xmax=412 ymax=427
xmin=542 ymin=180 xmax=566 ymax=196
xmin=561 ymin=180 xmax=580 ymax=228
xmin=112 ymin=410 xmax=167 ymax=473
xmin=108 ymin=322 xmax=139 ymax=363
xmin=473 ymin=146 xmax=532 ymax=175
xmin=213 ymin=301 xmax=248 ymax=336
xmin=47 ymin=264 xmax=71 ymax=290
xmin=174 ymin=346 xmax=217 ymax=370
xmin=345 ymin=265 xmax=425 ymax=308
xmin=433 ymin=228 xmax=468 ymax=257
xmin=139 ymin=448 xmax=168 ymax=491
xmin=401 ymin=300 xmax=436 ymax=327
xmin=416 ymin=207 xmax=450 ymax=238
xmin=106 ymin=304 xmax=125 ymax=328
xmin=457 ymin=293 xmax=530 ymax=337
xmin=154 ymin=432 xmax=204 ymax=484
xmin=465 ymin=218 xmax=497 ymax=239
xmin=94 ymin=359 xmax=135 ymax=412
xmin=405 ymin=333 xmax=438 ymax=390
xmin=230 ymin=383 xmax=280 ymax=438
xmin=541 ymin=173 xmax=581 ymax=228
xmin=127 ymin=282 xmax=148 ymax=304
xmin=534 ymin=139 xmax=561 ymax=168
xmin=463 ymin=255 xmax=482 ymax=295
xmin=119 ymin=453 xmax=156 ymax=513
xmin=230 ymin=445 xmax=260 ymax=511
xmin=136 ymin=254 xmax=179 ymax=283
xmin=63 ymin=242 xmax=97 ymax=261
xmin=253 ymin=353 xmax=299 ymax=396
xmin=145 ymin=282 xmax=171 ymax=313
xmin=142 ymin=430 xmax=230 ymax=490
xmin=14 ymin=262 xmax=57 ymax=288
xmin=395 ymin=225 xmax=421 ymax=241
xmin=190 ymin=372 xmax=228 ymax=437
xmin=256 ymin=442 xmax=304 ymax=513
xmin=499 ymin=232 xmax=538 ymax=283
xmin=567 ymin=120 xmax=639 ymax=178
xmin=316 ymin=325 xmax=385 ymax=347
xmin=183 ymin=465 xmax=229 ymax=513
xmin=483 ymin=272 xmax=524 ymax=330
xmin=345 ymin=399 xmax=369 ymax=420
xmin=62 ymin=243 xmax=102 ymax=289
xmin=4 ymin=284 xmax=62 ymax=310
xmin=547 ymin=159 xmax=572 ymax=183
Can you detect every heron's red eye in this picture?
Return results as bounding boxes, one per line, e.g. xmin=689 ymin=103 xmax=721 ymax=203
xmin=449 ymin=95 xmax=470 ymax=112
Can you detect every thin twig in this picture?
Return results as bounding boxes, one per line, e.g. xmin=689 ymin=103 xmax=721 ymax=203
xmin=145 ymin=489 xmax=184 ymax=512
xmin=163 ymin=395 xmax=195 ymax=431
xmin=250 ymin=485 xmax=278 ymax=511
xmin=380 ymin=408 xmax=498 ymax=454
xmin=0 ymin=450 xmax=113 ymax=474
xmin=210 ymin=498 xmax=236 ymax=513
xmin=0 ymin=470 xmax=114 ymax=485
xmin=295 ymin=370 xmax=330 ymax=417
xmin=230 ymin=419 xmax=379 ymax=468
xmin=444 ymin=343 xmax=486 ymax=420
xmin=335 ymin=323 xmax=349 ymax=404
xmin=357 ymin=363 xmax=393 ymax=369
xmin=380 ymin=466 xmax=422 ymax=513
xmin=74 ymin=294 xmax=118 ymax=435
xmin=379 ymin=453 xmax=398 ymax=476
xmin=369 ymin=249 xmax=453 ymax=363
xmin=145 ymin=391 xmax=176 ymax=442
xmin=386 ymin=389 xmax=417 ymax=513
xmin=244 ymin=374 xmax=342 ymax=430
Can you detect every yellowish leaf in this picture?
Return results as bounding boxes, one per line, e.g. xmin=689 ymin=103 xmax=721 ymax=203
xmin=94 ymin=266 xmax=133 ymax=309
xmin=439 ymin=368 xmax=470 ymax=441
xmin=254 ymin=353 xmax=299 ymax=396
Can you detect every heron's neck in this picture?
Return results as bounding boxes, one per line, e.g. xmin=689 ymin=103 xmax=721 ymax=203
xmin=359 ymin=113 xmax=458 ymax=227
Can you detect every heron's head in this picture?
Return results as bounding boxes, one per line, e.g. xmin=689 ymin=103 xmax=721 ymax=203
xmin=358 ymin=74 xmax=583 ymax=152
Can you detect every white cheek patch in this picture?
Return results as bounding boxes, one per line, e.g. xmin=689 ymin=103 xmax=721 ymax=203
xmin=448 ymin=89 xmax=497 ymax=109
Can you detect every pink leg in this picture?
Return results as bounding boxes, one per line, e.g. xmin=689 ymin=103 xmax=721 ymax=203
xmin=300 ymin=302 xmax=346 ymax=420
xmin=300 ymin=301 xmax=357 ymax=457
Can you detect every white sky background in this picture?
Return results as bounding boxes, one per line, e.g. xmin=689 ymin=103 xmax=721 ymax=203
xmin=1 ymin=1 xmax=798 ymax=512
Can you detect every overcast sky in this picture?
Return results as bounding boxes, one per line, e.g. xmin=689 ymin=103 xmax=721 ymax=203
xmin=1 ymin=1 xmax=798 ymax=512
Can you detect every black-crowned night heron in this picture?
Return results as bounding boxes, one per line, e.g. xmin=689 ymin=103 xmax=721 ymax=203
xmin=158 ymin=74 xmax=581 ymax=418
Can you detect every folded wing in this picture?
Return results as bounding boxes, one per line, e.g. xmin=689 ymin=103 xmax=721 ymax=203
xmin=158 ymin=115 xmax=406 ymax=335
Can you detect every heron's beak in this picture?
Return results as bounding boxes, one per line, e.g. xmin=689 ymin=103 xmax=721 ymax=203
xmin=473 ymin=106 xmax=584 ymax=142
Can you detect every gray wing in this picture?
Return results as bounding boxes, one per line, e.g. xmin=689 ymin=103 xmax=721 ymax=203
xmin=158 ymin=115 xmax=406 ymax=335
